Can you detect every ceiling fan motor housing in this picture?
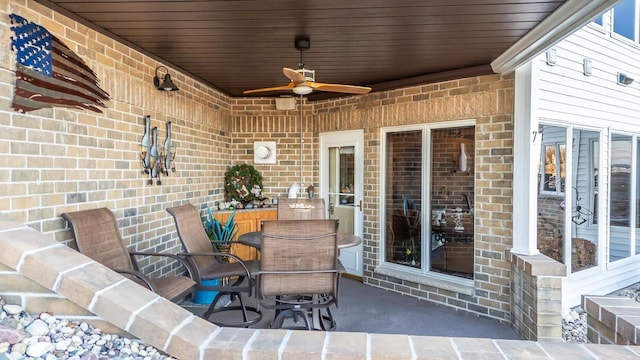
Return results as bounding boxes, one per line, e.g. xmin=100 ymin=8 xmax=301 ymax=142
xmin=298 ymin=68 xmax=315 ymax=81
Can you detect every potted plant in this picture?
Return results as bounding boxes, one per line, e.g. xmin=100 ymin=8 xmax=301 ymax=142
xmin=203 ymin=205 xmax=238 ymax=253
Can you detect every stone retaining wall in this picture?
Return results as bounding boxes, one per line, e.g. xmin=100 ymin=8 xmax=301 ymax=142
xmin=583 ymin=295 xmax=640 ymax=345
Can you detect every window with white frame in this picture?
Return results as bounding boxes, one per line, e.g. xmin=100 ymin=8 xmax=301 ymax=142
xmin=382 ymin=123 xmax=475 ymax=280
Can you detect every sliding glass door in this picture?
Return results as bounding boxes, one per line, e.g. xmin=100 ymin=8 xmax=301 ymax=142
xmin=382 ymin=123 xmax=475 ymax=279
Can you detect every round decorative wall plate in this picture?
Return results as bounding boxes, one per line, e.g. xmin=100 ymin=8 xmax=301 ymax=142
xmin=254 ymin=141 xmax=276 ymax=164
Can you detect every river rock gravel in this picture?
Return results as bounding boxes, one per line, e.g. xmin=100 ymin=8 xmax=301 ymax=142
xmin=0 ymin=297 xmax=176 ymax=360
xmin=562 ymin=308 xmax=587 ymax=343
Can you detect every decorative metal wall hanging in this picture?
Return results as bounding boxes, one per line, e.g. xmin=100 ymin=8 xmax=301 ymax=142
xmin=140 ymin=115 xmax=175 ymax=185
xmin=163 ymin=121 xmax=175 ymax=174
xmin=8 ymin=14 xmax=110 ymax=113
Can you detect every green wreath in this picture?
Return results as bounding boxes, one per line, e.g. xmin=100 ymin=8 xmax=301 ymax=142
xmin=224 ymin=164 xmax=263 ymax=204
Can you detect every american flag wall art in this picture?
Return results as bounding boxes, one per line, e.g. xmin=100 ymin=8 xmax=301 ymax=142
xmin=9 ymin=14 xmax=110 ymax=113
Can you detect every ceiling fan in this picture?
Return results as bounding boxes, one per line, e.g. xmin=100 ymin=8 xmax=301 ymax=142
xmin=243 ymin=37 xmax=372 ymax=96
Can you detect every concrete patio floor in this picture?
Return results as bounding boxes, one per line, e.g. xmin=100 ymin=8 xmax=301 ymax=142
xmin=181 ymin=277 xmax=521 ymax=339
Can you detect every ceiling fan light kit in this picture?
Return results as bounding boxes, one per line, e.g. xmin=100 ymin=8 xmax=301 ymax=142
xmin=293 ymin=85 xmax=313 ymax=95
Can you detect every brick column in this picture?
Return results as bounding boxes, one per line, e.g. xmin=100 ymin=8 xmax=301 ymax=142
xmin=510 ymin=252 xmax=566 ymax=341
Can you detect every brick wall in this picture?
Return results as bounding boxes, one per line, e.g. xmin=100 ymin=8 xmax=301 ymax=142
xmin=230 ymin=102 xmax=315 ymax=195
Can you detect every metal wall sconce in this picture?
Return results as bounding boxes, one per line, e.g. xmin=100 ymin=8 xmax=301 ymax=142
xmin=618 ymin=72 xmax=634 ymax=85
xmin=140 ymin=115 xmax=176 ymax=185
xmin=153 ymin=66 xmax=179 ymax=91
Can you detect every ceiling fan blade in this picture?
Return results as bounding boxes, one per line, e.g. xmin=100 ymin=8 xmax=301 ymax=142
xmin=283 ymin=67 xmax=306 ymax=85
xmin=309 ymin=81 xmax=372 ymax=94
xmin=243 ymin=82 xmax=294 ymax=94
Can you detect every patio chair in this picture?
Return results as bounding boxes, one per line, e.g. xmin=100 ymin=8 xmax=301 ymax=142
xmin=61 ymin=208 xmax=196 ymax=303
xmin=258 ymin=219 xmax=340 ymax=330
xmin=278 ymin=197 xmax=347 ymax=279
xmin=166 ymin=203 xmax=261 ymax=327
xmin=277 ymin=197 xmax=326 ymax=220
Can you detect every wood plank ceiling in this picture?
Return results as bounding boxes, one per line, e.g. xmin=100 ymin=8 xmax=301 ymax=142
xmin=34 ymin=0 xmax=568 ymax=99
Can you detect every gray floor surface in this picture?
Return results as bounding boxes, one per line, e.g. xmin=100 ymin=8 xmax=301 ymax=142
xmin=181 ymin=277 xmax=521 ymax=340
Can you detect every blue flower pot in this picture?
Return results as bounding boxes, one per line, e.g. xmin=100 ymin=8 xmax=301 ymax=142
xmin=193 ymin=279 xmax=220 ymax=304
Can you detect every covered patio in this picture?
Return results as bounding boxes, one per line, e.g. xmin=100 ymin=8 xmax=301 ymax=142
xmin=0 ymin=0 xmax=631 ymax=358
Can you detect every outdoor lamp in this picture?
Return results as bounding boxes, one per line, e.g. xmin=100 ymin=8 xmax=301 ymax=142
xmin=153 ymin=66 xmax=179 ymax=91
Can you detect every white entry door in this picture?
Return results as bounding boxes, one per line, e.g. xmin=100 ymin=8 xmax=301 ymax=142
xmin=320 ymin=130 xmax=364 ymax=278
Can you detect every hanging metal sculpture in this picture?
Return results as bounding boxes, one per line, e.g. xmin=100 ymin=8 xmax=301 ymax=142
xmin=141 ymin=115 xmax=151 ymax=173
xmin=163 ymin=121 xmax=175 ymax=175
xmin=140 ymin=116 xmax=175 ymax=185
xmin=149 ymin=127 xmax=160 ymax=185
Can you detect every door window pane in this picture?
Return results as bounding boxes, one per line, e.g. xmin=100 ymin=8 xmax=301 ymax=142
xmin=328 ymin=146 xmax=355 ymax=234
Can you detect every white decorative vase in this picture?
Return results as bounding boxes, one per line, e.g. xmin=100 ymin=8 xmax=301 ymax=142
xmin=458 ymin=143 xmax=469 ymax=172
xmin=288 ymin=183 xmax=299 ymax=198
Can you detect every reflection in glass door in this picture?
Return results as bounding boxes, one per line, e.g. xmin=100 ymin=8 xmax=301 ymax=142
xmin=384 ymin=130 xmax=423 ymax=269
xmin=429 ymin=126 xmax=475 ymax=279
xmin=535 ymin=125 xmax=600 ymax=274
xmin=328 ymin=146 xmax=355 ymax=230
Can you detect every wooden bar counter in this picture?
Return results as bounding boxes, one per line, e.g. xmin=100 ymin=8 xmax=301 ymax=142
xmin=214 ymin=207 xmax=276 ymax=261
